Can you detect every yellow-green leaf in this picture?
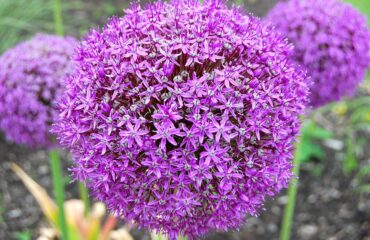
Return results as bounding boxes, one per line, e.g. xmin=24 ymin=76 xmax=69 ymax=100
xmin=11 ymin=163 xmax=58 ymax=226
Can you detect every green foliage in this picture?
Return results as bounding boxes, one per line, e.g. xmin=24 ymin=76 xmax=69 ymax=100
xmin=0 ymin=0 xmax=53 ymax=53
xmin=343 ymin=137 xmax=358 ymax=173
xmin=0 ymin=0 xmax=87 ymax=54
xmin=328 ymin=79 xmax=370 ymax=185
xmin=152 ymin=234 xmax=168 ymax=240
xmin=0 ymin=0 xmax=153 ymax=54
xmin=49 ymin=149 xmax=68 ymax=240
xmin=343 ymin=135 xmax=367 ymax=174
xmin=357 ymin=164 xmax=370 ymax=181
xmin=151 ymin=232 xmax=187 ymax=240
xmin=340 ymin=96 xmax=370 ymax=173
xmin=358 ymin=184 xmax=370 ymax=193
xmin=53 ymin=0 xmax=64 ymax=36
xmin=298 ymin=120 xmax=332 ymax=163
xmin=313 ymin=91 xmax=370 ymax=176
xmin=93 ymin=2 xmax=117 ymax=19
xmin=356 ymin=164 xmax=370 ymax=193
xmin=79 ymin=181 xmax=90 ymax=216
xmin=15 ymin=231 xmax=32 ymax=240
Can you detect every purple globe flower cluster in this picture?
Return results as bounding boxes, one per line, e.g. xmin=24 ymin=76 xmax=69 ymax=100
xmin=0 ymin=33 xmax=76 ymax=148
xmin=266 ymin=0 xmax=370 ymax=107
xmin=53 ymin=0 xmax=309 ymax=238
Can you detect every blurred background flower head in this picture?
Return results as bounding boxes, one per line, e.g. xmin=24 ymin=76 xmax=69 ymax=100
xmin=266 ymin=0 xmax=370 ymax=107
xmin=0 ymin=33 xmax=77 ymax=148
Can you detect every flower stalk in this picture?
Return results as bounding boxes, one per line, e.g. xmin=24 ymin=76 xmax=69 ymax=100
xmin=51 ymin=1 xmax=68 ymax=239
xmin=53 ymin=0 xmax=64 ymax=36
xmin=279 ymin=138 xmax=302 ymax=240
xmin=50 ymin=149 xmax=69 ymax=240
xmin=79 ymin=181 xmax=90 ymax=216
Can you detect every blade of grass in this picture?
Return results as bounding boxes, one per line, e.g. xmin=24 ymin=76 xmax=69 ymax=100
xmin=51 ymin=0 xmax=68 ymax=238
xmin=279 ymin=137 xmax=302 ymax=240
xmin=78 ymin=181 xmax=90 ymax=216
xmin=15 ymin=230 xmax=32 ymax=240
xmin=50 ymin=149 xmax=69 ymax=240
xmin=11 ymin=163 xmax=58 ymax=225
xmin=151 ymin=232 xmax=168 ymax=240
xmin=53 ymin=0 xmax=64 ymax=36
xmin=151 ymin=232 xmax=188 ymax=240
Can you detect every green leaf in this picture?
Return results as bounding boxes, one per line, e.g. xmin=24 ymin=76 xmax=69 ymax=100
xmin=11 ymin=163 xmax=59 ymax=226
xmin=151 ymin=232 xmax=168 ymax=240
xmin=358 ymin=184 xmax=370 ymax=193
xmin=299 ymin=141 xmax=325 ymax=162
xmin=15 ymin=231 xmax=32 ymax=240
xmin=349 ymin=103 xmax=370 ymax=124
xmin=343 ymin=138 xmax=358 ymax=173
xmin=302 ymin=120 xmax=332 ymax=139
xmin=355 ymin=164 xmax=370 ymax=193
xmin=151 ymin=232 xmax=187 ymax=240
xmin=298 ymin=120 xmax=332 ymax=163
xmin=357 ymin=164 xmax=370 ymax=179
xmin=49 ymin=149 xmax=69 ymax=240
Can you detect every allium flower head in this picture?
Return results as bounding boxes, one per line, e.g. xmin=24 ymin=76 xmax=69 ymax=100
xmin=0 ymin=33 xmax=77 ymax=148
xmin=266 ymin=0 xmax=370 ymax=107
xmin=54 ymin=0 xmax=308 ymax=238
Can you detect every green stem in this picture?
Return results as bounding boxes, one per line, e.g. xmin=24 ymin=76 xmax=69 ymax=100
xmin=52 ymin=0 xmax=64 ymax=36
xmin=279 ymin=139 xmax=302 ymax=240
xmin=151 ymin=232 xmax=187 ymax=240
xmin=51 ymin=0 xmax=68 ymax=238
xmin=50 ymin=149 xmax=69 ymax=240
xmin=234 ymin=0 xmax=243 ymax=5
xmin=78 ymin=181 xmax=90 ymax=216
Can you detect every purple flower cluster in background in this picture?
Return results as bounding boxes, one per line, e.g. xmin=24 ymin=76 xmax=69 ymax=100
xmin=54 ymin=0 xmax=308 ymax=238
xmin=0 ymin=33 xmax=76 ymax=148
xmin=267 ymin=0 xmax=370 ymax=107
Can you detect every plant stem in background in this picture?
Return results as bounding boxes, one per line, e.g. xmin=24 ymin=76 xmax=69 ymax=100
xmin=151 ymin=232 xmax=167 ymax=240
xmin=49 ymin=149 xmax=69 ymax=240
xmin=52 ymin=0 xmax=64 ymax=36
xmin=151 ymin=232 xmax=187 ymax=240
xmin=279 ymin=139 xmax=302 ymax=240
xmin=234 ymin=0 xmax=243 ymax=5
xmin=51 ymin=1 xmax=68 ymax=239
xmin=78 ymin=181 xmax=90 ymax=216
